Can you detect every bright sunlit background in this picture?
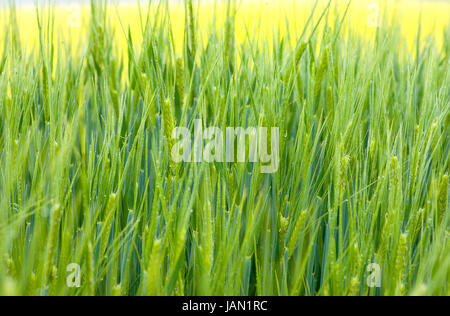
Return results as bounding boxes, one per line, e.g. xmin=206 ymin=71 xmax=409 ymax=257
xmin=1 ymin=0 xmax=449 ymax=55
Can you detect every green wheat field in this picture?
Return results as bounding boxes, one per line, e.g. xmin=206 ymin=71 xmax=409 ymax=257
xmin=0 ymin=0 xmax=449 ymax=296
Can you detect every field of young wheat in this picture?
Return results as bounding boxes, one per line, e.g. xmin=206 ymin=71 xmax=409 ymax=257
xmin=0 ymin=0 xmax=448 ymax=296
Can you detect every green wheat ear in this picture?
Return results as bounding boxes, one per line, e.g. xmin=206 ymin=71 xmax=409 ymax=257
xmin=349 ymin=277 xmax=361 ymax=296
xmin=163 ymin=98 xmax=175 ymax=155
xmin=99 ymin=193 xmax=117 ymax=257
xmin=42 ymin=60 xmax=49 ymax=122
xmin=187 ymin=0 xmax=196 ymax=65
xmin=295 ymin=40 xmax=308 ymax=66
xmin=146 ymin=239 xmax=162 ymax=296
xmin=314 ymin=45 xmax=330 ymax=100
xmin=86 ymin=241 xmax=95 ymax=296
xmin=176 ymin=55 xmax=185 ymax=106
xmin=224 ymin=0 xmax=236 ymax=71
xmin=394 ymin=234 xmax=408 ymax=295
xmin=283 ymin=40 xmax=308 ymax=84
xmin=287 ymin=209 xmax=307 ymax=258
xmin=438 ymin=174 xmax=448 ymax=225
xmin=44 ymin=204 xmax=61 ymax=285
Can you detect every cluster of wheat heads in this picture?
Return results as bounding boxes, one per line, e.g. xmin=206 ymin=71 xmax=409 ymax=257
xmin=0 ymin=0 xmax=448 ymax=296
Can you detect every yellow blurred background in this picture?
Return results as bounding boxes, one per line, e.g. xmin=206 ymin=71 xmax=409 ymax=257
xmin=1 ymin=0 xmax=449 ymax=56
